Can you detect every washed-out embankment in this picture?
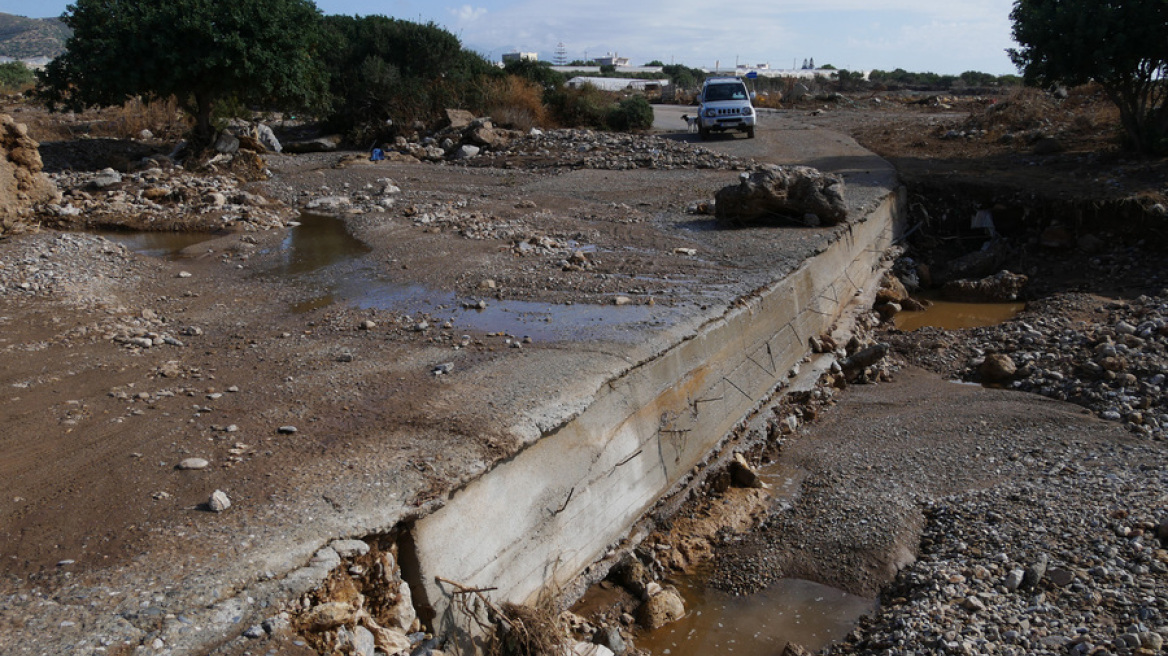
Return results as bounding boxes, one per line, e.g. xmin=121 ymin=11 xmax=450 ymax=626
xmin=406 ymin=186 xmax=906 ymax=638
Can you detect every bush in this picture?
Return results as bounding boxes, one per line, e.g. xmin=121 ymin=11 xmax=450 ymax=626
xmin=607 ymin=95 xmax=654 ymax=131
xmin=0 ymin=62 xmax=34 ymax=92
xmin=545 ymin=84 xmax=612 ymax=128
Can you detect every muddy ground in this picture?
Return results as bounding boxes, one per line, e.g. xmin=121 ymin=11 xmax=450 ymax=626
xmin=1 ymin=89 xmax=1166 ymax=655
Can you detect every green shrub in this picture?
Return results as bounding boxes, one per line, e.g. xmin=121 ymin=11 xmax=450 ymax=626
xmin=607 ymin=95 xmax=654 ymax=131
xmin=545 ymin=84 xmax=612 ymax=128
xmin=0 ymin=62 xmax=34 ymax=92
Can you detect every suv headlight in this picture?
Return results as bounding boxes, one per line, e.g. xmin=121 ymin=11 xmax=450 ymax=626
xmin=703 ymin=108 xmax=716 ymax=118
xmin=741 ymin=107 xmax=753 ymax=116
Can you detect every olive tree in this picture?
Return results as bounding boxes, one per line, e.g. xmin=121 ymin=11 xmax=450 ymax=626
xmin=1009 ymin=0 xmax=1168 ymax=153
xmin=39 ymin=0 xmax=330 ymax=143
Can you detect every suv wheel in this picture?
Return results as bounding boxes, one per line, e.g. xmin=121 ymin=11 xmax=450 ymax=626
xmin=699 ymin=126 xmax=710 ymax=141
xmin=746 ymin=126 xmax=755 ymax=139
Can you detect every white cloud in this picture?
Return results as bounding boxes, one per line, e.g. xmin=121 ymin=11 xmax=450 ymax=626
xmin=445 ymin=0 xmax=1016 ymax=74
xmin=451 ymin=5 xmax=488 ymax=22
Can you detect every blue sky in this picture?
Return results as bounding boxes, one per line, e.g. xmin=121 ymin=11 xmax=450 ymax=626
xmin=1 ymin=0 xmax=1019 ymax=75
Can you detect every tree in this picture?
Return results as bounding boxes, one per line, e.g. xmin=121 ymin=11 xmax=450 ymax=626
xmin=38 ymin=0 xmax=330 ymax=143
xmin=318 ymin=15 xmax=496 ymax=140
xmin=1009 ymin=0 xmax=1168 ymax=153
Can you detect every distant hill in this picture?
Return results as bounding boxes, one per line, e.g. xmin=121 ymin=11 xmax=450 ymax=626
xmin=0 ymin=13 xmax=71 ymax=60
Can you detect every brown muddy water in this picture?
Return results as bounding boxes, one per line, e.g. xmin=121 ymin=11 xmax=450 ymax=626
xmin=278 ymin=214 xmax=683 ymax=342
xmin=894 ymin=298 xmax=1025 ymax=331
xmin=96 ymin=230 xmax=223 ymax=258
xmin=637 ymin=576 xmax=874 ymax=656
xmin=636 ymin=462 xmax=873 ymax=656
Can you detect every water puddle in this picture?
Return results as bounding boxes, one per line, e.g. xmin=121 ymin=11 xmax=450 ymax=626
xmin=279 ymin=213 xmax=372 ymax=274
xmin=615 ymin=461 xmax=870 ymax=656
xmin=272 ymin=214 xmax=682 ymax=342
xmin=95 ymin=230 xmax=223 ymax=259
xmin=638 ymin=576 xmax=874 ymax=656
xmin=895 ymin=297 xmax=1024 ymax=331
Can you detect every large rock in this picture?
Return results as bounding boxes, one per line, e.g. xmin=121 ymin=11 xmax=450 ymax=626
xmin=979 ymin=353 xmax=1017 ymax=382
xmin=942 ymin=270 xmax=1028 ymax=302
xmin=715 ymin=165 xmax=847 ymax=227
xmin=637 ymin=586 xmax=685 ymax=629
xmin=444 ymin=108 xmax=476 ymax=130
xmin=465 ymin=121 xmax=510 ymax=149
xmin=214 ymin=131 xmax=240 ymax=154
xmin=256 ymin=123 xmax=283 ymax=153
xmin=0 ymin=114 xmax=57 ymax=233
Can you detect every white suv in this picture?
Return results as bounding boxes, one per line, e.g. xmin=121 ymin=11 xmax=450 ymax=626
xmin=697 ymin=77 xmax=756 ymax=140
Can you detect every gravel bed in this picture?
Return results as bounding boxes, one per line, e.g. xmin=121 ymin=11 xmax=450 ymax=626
xmin=828 ymin=438 xmax=1168 ymax=656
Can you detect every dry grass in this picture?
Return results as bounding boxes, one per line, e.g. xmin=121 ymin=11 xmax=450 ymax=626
xmin=482 ymin=76 xmax=549 ymax=131
xmin=11 ymin=96 xmax=190 ymax=142
xmin=487 ymin=602 xmax=565 ymax=656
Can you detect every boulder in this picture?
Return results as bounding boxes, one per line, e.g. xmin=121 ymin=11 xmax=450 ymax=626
xmin=214 ymin=131 xmax=240 ymax=154
xmin=454 ymin=144 xmax=481 ymax=160
xmin=0 ymin=117 xmax=60 ymax=229
xmin=942 ymin=270 xmax=1028 ymax=302
xmin=256 ymin=123 xmax=283 ymax=153
xmin=715 ymin=165 xmax=847 ymax=227
xmin=637 ymin=586 xmax=685 ymax=629
xmin=303 ymin=601 xmax=356 ymax=631
xmin=466 ymin=124 xmax=510 ymax=149
xmin=875 ymin=272 xmax=910 ymax=304
xmin=979 ymin=353 xmax=1017 ymax=382
xmin=444 ymin=108 xmax=476 ymax=130
xmin=730 ymin=452 xmax=767 ymax=489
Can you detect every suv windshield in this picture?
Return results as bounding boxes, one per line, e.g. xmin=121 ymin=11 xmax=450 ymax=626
xmin=705 ymin=83 xmax=748 ymax=102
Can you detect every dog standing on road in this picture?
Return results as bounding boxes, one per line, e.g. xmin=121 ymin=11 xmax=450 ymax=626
xmin=681 ymin=114 xmax=698 ymax=133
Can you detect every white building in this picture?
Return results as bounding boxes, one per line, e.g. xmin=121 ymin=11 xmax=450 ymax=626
xmin=566 ymin=77 xmax=669 ymax=92
xmin=501 ymin=52 xmax=538 ymax=63
xmin=594 ymin=54 xmax=631 ymax=67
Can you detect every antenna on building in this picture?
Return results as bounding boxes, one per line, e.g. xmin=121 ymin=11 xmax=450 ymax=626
xmin=554 ymin=42 xmax=567 ymax=66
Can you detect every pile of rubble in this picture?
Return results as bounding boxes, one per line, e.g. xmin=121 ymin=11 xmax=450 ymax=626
xmin=42 ymin=162 xmax=293 ymax=231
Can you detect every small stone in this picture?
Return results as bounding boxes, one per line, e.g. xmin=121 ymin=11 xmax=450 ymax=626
xmin=177 ymin=271 xmax=193 ymax=279
xmin=303 ymin=602 xmax=355 ymax=631
xmin=433 ymin=362 xmax=455 ymax=375
xmin=243 ymin=625 xmax=265 ymax=639
xmin=277 ymin=426 xmax=298 ymax=434
xmin=1047 ymin=567 xmax=1075 ymax=587
xmin=330 ymin=539 xmax=371 ymax=558
xmin=1021 ymin=553 xmax=1048 ymax=590
xmin=352 ymin=625 xmax=376 ymax=656
xmin=613 ymin=296 xmax=632 ymax=306
xmin=1004 ymin=569 xmax=1025 ymax=591
xmin=360 ymin=320 xmax=377 ymax=330
xmin=177 ymin=458 xmax=209 ymax=471
xmin=208 ymin=489 xmax=231 ymax=512
xmin=593 ymin=626 xmax=627 ymax=655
